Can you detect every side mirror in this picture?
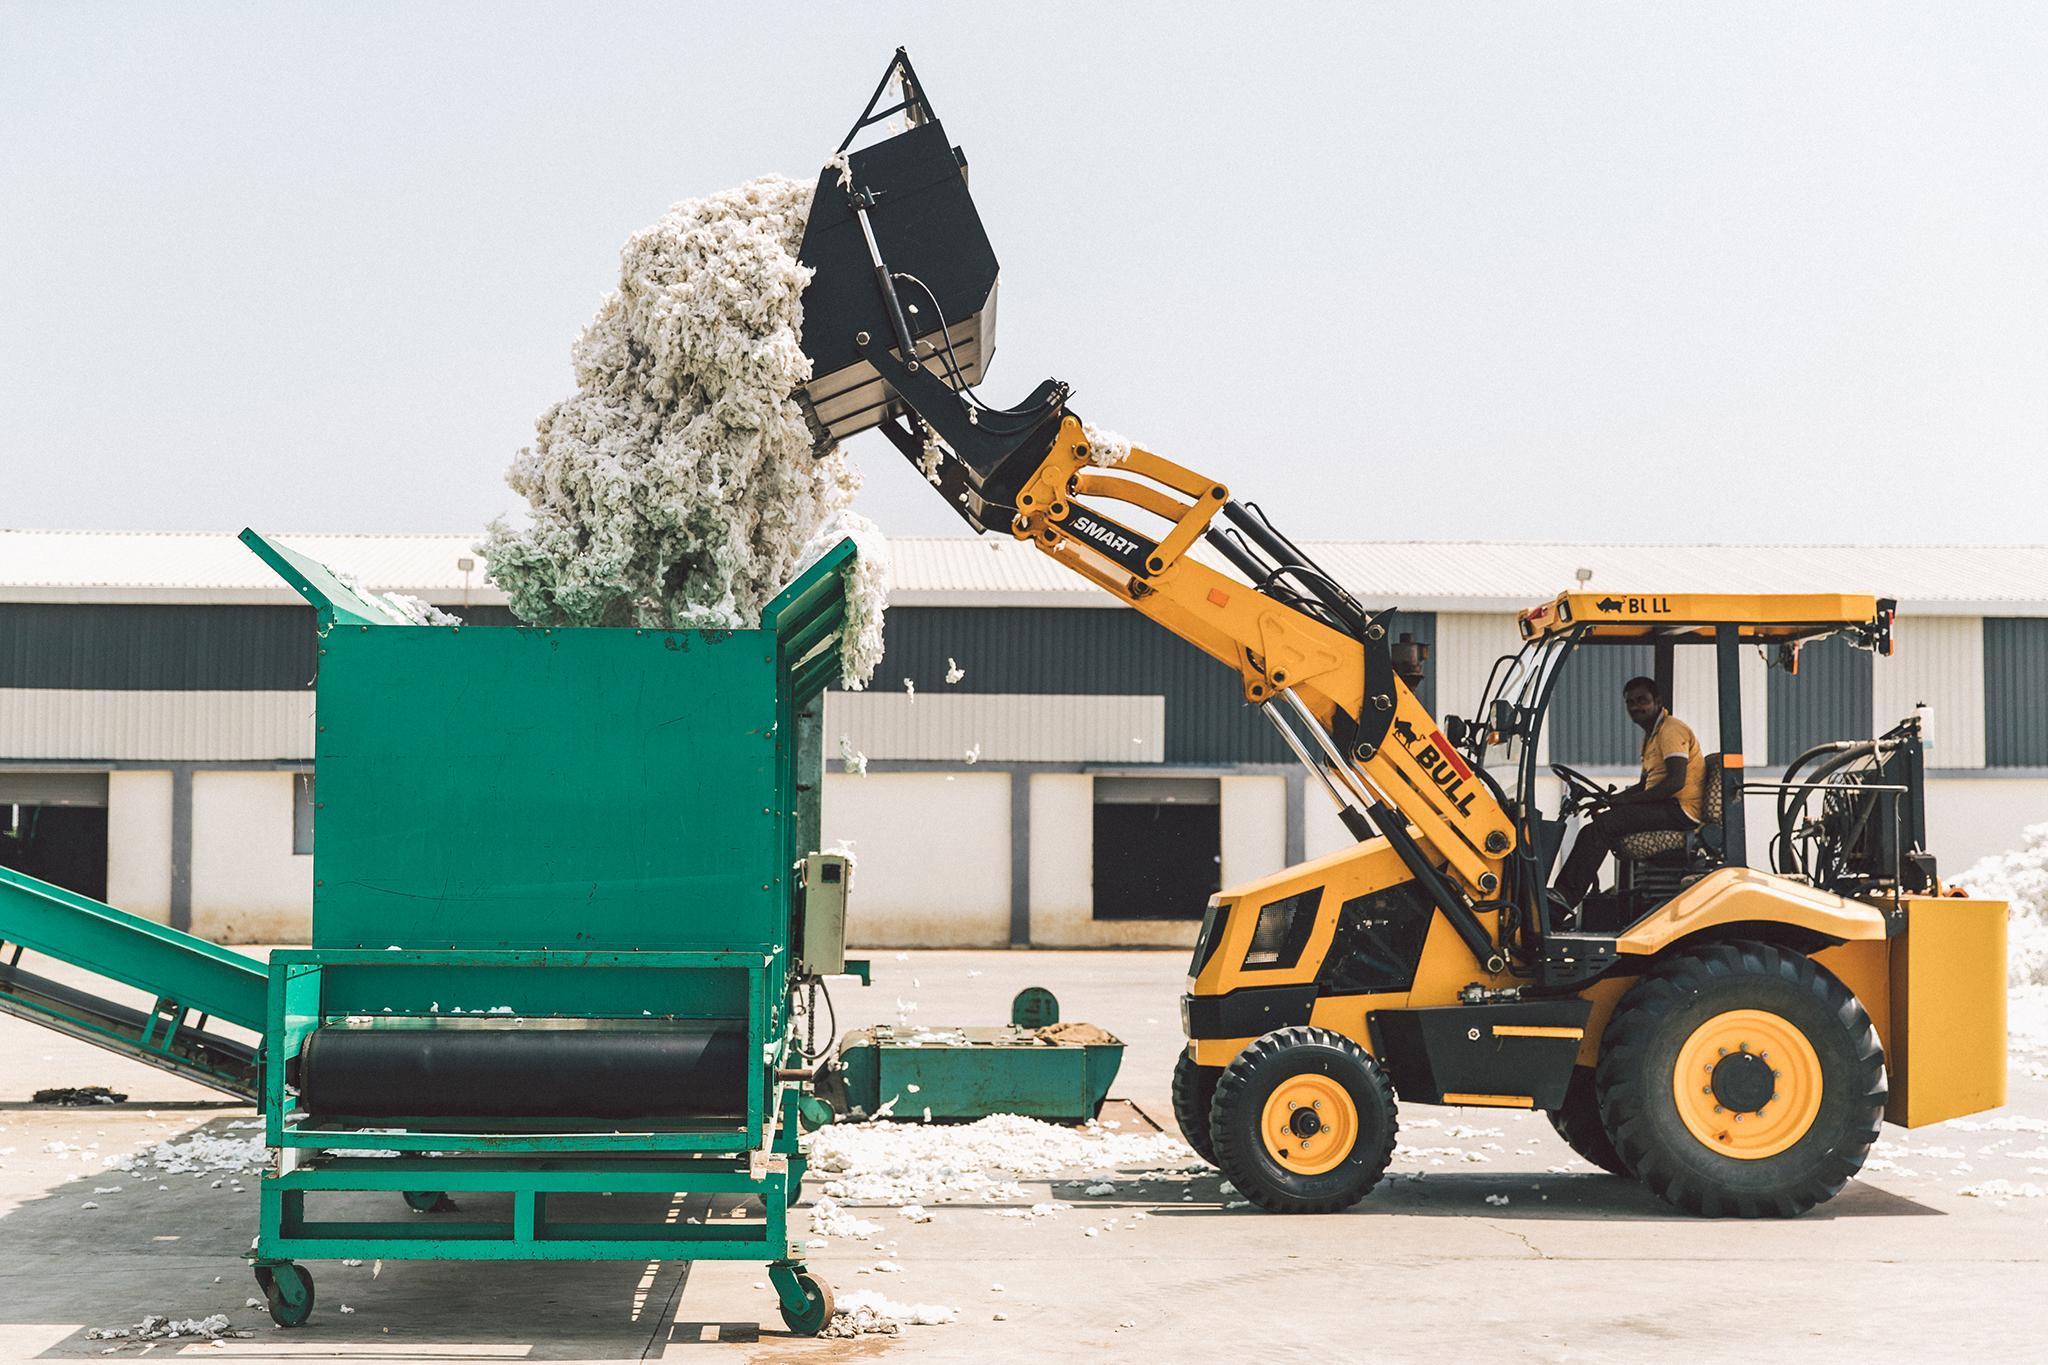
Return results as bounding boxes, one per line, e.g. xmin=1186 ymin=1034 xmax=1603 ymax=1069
xmin=1443 ymin=715 xmax=1469 ymax=748
xmin=1489 ymin=698 xmax=1518 ymax=737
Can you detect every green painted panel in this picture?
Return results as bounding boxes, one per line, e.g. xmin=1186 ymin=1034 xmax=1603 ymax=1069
xmin=240 ymin=529 xmax=406 ymax=629
xmin=836 ymin=1025 xmax=1123 ymax=1122
xmin=0 ymin=863 xmax=268 ymax=1028
xmin=316 ymin=964 xmax=750 ymax=1019
xmin=312 ymin=625 xmax=784 ymax=954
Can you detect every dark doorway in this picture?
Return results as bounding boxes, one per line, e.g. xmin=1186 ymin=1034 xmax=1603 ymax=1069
xmin=0 ymin=804 xmax=109 ymax=901
xmin=1091 ymin=777 xmax=1221 ymax=920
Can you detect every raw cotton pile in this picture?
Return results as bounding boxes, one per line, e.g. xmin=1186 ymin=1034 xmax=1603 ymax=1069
xmin=824 ymin=1289 xmax=958 ymax=1338
xmin=809 ymin=1113 xmax=1197 ymax=1205
xmin=86 ymin=1313 xmax=249 ymax=1343
xmin=103 ymin=1129 xmax=268 ymax=1178
xmin=1953 ymin=822 xmax=2048 ymax=988
xmin=482 ymin=174 xmax=888 ymax=687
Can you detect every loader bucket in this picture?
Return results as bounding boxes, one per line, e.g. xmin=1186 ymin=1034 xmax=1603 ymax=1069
xmin=795 ymin=115 xmax=998 ymax=443
xmin=796 ymin=50 xmax=1070 ymax=530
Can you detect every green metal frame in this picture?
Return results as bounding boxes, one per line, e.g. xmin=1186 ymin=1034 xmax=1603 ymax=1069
xmin=0 ymin=864 xmax=267 ymax=1097
xmin=257 ymin=1149 xmax=802 ymax=1263
xmin=262 ymin=950 xmax=784 ymax=1153
xmin=254 ymin=949 xmax=811 ymax=1266
xmin=233 ymin=532 xmax=862 ymax=1325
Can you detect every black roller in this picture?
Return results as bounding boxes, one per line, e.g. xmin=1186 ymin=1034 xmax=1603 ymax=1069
xmin=296 ymin=1025 xmax=746 ymax=1120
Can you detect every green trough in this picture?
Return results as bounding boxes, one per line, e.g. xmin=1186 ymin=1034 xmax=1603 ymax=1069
xmin=237 ymin=528 xmax=866 ymax=1333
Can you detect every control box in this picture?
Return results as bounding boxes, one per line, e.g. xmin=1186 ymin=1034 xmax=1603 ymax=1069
xmin=798 ymin=852 xmax=849 ymax=976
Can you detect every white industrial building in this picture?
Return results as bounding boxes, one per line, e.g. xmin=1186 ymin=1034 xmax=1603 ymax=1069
xmin=4 ymin=528 xmax=2045 ymax=948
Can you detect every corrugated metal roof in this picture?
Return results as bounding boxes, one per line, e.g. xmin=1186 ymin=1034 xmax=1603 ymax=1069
xmin=0 ymin=530 xmax=501 ymax=606
xmin=892 ymin=538 xmax=2048 ymax=614
xmin=6 ymin=529 xmax=2045 ymax=613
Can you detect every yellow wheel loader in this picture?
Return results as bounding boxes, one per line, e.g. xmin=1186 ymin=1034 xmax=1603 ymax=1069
xmin=794 ymin=52 xmax=2008 ymax=1218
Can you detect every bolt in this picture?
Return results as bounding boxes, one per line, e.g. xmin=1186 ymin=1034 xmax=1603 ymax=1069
xmin=1312 ymin=1101 xmax=1321 ymax=1110
xmin=1760 ymin=1052 xmax=1770 ymax=1060
xmin=1718 ymin=1048 xmax=1728 ymax=1057
xmin=1702 ymin=1086 xmax=1712 ymax=1095
xmin=1714 ymin=1105 xmax=1723 ymax=1114
xmin=1300 ymin=1140 xmax=1311 ymax=1151
xmin=1733 ymin=1114 xmax=1745 ymax=1123
xmin=1772 ymin=1070 xmax=1781 ymax=1079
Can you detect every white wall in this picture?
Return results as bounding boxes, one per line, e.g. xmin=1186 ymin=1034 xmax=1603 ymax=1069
xmin=105 ymin=769 xmax=172 ymax=923
xmin=824 ymin=771 xmax=1011 ymax=947
xmin=189 ymin=770 xmax=311 ymax=941
xmin=1875 ymin=615 xmax=1985 ymax=768
xmin=1925 ymin=777 xmax=2048 ymax=874
xmin=1219 ymin=775 xmax=1287 ymax=887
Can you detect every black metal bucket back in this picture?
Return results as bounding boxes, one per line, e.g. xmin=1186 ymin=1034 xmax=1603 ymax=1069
xmin=795 ymin=49 xmax=1069 ymax=531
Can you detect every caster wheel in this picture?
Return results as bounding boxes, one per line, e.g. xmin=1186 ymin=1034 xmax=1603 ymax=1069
xmin=403 ymin=1189 xmax=456 ymax=1213
xmin=783 ymin=1172 xmax=806 ymax=1208
xmin=776 ymin=1270 xmax=834 ymax=1335
xmin=255 ymin=1262 xmax=315 ymax=1327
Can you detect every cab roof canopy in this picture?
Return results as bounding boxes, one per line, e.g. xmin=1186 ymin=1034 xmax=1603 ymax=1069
xmin=1517 ymin=592 xmax=1892 ymax=650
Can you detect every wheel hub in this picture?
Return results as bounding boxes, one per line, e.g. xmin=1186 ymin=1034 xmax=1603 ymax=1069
xmin=1259 ymin=1074 xmax=1358 ymax=1176
xmin=1670 ymin=1008 xmax=1823 ymax=1161
xmin=1710 ymin=1050 xmax=1776 ymax=1113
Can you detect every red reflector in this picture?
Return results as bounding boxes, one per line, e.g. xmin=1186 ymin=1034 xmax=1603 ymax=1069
xmin=1431 ymin=732 xmax=1473 ymax=780
xmin=1208 ymin=588 xmax=1231 ymax=607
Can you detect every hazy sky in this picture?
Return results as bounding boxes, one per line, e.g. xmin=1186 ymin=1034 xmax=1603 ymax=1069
xmin=3 ymin=3 xmax=2043 ymax=544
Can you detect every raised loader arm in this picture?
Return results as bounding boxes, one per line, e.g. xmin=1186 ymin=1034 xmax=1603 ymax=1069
xmin=794 ymin=51 xmax=1516 ymax=970
xmin=990 ymin=416 xmax=1515 ymax=972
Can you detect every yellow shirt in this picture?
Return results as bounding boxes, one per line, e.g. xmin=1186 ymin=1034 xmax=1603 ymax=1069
xmin=1642 ymin=713 xmax=1705 ymax=823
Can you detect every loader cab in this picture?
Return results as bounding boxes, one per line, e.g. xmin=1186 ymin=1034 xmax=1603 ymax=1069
xmin=1447 ymin=592 xmax=1906 ymax=968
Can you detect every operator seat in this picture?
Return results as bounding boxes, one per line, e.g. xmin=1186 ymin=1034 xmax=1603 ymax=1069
xmin=1618 ymin=753 xmax=1725 ymax=864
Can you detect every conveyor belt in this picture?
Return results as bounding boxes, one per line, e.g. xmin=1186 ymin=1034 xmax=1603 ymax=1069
xmin=0 ymin=865 xmax=268 ymax=1099
xmin=296 ymin=1023 xmax=746 ymax=1119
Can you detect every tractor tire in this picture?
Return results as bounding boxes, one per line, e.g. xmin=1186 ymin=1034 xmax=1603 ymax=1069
xmin=1547 ymin=1065 xmax=1630 ymax=1176
xmin=1208 ymin=1025 xmax=1398 ymax=1214
xmin=1597 ymin=940 xmax=1884 ymax=1218
xmin=1172 ymin=1052 xmax=1221 ymax=1166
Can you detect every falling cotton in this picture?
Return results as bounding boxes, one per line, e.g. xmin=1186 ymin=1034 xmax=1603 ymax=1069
xmin=483 ymin=174 xmax=887 ymax=685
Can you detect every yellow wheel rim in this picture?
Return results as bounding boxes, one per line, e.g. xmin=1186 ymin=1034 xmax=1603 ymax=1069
xmin=1259 ymin=1075 xmax=1356 ymax=1176
xmin=1671 ymin=1008 xmax=1822 ymax=1160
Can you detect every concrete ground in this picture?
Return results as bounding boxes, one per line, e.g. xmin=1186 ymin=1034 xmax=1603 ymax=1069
xmin=2 ymin=947 xmax=2044 ymax=1363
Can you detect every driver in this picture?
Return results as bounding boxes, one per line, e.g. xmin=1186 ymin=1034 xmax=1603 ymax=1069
xmin=1554 ymin=676 xmax=1704 ymax=909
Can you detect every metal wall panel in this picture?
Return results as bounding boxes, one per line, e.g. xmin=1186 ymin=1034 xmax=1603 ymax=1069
xmin=824 ymin=692 xmax=1165 ymax=764
xmin=0 ymin=604 xmax=316 ymax=690
xmin=853 ymin=606 xmax=1434 ymax=766
xmin=848 ymin=607 xmax=1281 ymax=764
xmin=1671 ymin=641 xmax=1769 ymax=763
xmin=1548 ymin=643 xmax=1656 ymax=767
xmin=1432 ymin=613 xmax=1522 ymax=722
xmin=1984 ymin=618 xmax=2048 ymax=767
xmin=0 ymin=689 xmax=314 ymax=761
xmin=1768 ymin=634 xmax=1874 ymax=763
xmin=1873 ymin=615 xmax=1985 ymax=768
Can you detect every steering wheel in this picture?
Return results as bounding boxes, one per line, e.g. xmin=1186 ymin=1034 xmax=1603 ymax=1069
xmin=1550 ymin=763 xmax=1613 ymax=812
